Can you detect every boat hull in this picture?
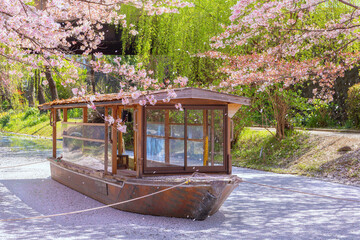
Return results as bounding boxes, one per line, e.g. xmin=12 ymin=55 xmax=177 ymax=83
xmin=50 ymin=161 xmax=241 ymax=220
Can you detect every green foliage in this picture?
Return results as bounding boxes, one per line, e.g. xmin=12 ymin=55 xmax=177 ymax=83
xmin=0 ymin=114 xmax=10 ymax=128
xmin=0 ymin=109 xmax=62 ymax=138
xmin=1 ymin=100 xmax=10 ymax=111
xmin=68 ymin=108 xmax=83 ymax=119
xmin=23 ymin=107 xmax=40 ymax=120
xmin=346 ymin=83 xmax=360 ymax=128
xmin=232 ymin=128 xmax=311 ymax=170
xmin=304 ymin=100 xmax=336 ymax=128
xmin=120 ymin=0 xmax=237 ymax=84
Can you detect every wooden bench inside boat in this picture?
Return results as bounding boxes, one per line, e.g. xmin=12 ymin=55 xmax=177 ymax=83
xmin=117 ymin=154 xmax=129 ymax=169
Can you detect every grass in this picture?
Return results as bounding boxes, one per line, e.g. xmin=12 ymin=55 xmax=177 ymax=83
xmin=232 ymin=128 xmax=313 ymax=173
xmin=0 ymin=108 xmax=64 ymax=138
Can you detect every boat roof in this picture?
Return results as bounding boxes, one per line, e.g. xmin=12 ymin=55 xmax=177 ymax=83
xmin=39 ymin=87 xmax=251 ymax=110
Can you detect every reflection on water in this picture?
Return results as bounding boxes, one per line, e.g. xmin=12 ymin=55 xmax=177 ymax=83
xmin=0 ymin=133 xmax=62 ymax=158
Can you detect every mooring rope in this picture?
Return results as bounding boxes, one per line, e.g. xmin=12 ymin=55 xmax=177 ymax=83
xmin=1 ymin=172 xmax=359 ymax=222
xmin=0 ymin=174 xmax=194 ymax=222
xmin=0 ymin=160 xmax=48 ymax=169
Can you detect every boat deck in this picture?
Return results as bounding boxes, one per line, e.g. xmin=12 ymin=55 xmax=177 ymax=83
xmin=115 ymin=169 xmax=137 ymax=178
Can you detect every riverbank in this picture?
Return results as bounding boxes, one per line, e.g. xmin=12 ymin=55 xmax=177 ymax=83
xmin=1 ymin=109 xmax=359 ymax=186
xmin=233 ymin=128 xmax=360 ymax=186
xmin=0 ymin=108 xmax=62 ymax=139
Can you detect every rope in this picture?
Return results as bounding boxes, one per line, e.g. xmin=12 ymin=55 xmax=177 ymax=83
xmin=0 ymin=160 xmax=48 ymax=169
xmin=242 ymin=180 xmax=360 ymax=203
xmin=0 ymin=174 xmax=194 ymax=222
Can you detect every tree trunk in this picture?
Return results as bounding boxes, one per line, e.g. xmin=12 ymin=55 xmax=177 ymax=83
xmin=26 ymin=77 xmax=35 ymax=107
xmin=45 ymin=67 xmax=61 ymax=121
xmin=35 ymin=70 xmax=46 ymax=104
xmin=269 ymin=92 xmax=288 ymax=140
xmin=35 ymin=70 xmax=46 ymax=113
xmin=90 ymin=55 xmax=96 ymax=93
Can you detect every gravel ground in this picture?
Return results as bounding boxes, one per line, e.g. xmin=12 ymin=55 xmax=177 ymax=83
xmin=1 ymin=135 xmax=360 ymax=240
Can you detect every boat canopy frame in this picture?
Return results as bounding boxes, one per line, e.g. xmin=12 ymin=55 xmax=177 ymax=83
xmin=41 ymin=88 xmax=251 ymax=178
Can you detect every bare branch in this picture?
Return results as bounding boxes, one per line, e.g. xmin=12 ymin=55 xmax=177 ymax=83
xmin=338 ymin=0 xmax=360 ymax=10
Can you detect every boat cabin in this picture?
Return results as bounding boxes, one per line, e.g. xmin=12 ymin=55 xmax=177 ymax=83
xmin=39 ymin=88 xmax=251 ymax=178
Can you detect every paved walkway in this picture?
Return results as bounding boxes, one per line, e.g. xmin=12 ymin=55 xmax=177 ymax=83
xmin=0 ymin=135 xmax=360 ymax=239
xmin=1 ymin=163 xmax=359 ymax=239
xmin=250 ymin=126 xmax=360 ymax=138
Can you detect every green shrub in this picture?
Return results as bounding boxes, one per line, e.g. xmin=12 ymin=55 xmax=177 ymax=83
xmin=0 ymin=114 xmax=10 ymax=128
xmin=1 ymin=100 xmax=10 ymax=111
xmin=68 ymin=108 xmax=82 ymax=118
xmin=305 ymin=100 xmax=335 ymax=128
xmin=346 ymin=83 xmax=360 ymax=128
xmin=23 ymin=107 xmax=40 ymax=120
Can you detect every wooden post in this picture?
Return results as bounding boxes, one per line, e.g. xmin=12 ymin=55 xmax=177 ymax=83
xmin=52 ymin=108 xmax=56 ymax=158
xmin=104 ymin=107 xmax=109 ymax=174
xmin=82 ymin=107 xmax=87 ymax=154
xmin=136 ymin=106 xmax=143 ymax=178
xmin=83 ymin=107 xmax=88 ymax=123
xmin=211 ymin=110 xmax=215 ymax=166
xmin=226 ymin=109 xmax=232 ymax=174
xmin=63 ymin=108 xmax=68 ymax=122
xmin=203 ymin=110 xmax=208 ymax=166
xmin=165 ymin=110 xmax=170 ymax=164
xmin=184 ymin=109 xmax=187 ymax=170
xmin=117 ymin=106 xmax=123 ymax=156
xmin=111 ymin=106 xmax=118 ymax=175
xmin=133 ymin=109 xmax=137 ymax=171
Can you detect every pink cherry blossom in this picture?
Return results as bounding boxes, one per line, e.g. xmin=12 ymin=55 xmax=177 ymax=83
xmin=105 ymin=116 xmax=114 ymax=125
xmin=117 ymin=123 xmax=127 ymax=133
xmin=175 ymin=103 xmax=183 ymax=111
xmin=139 ymin=99 xmax=147 ymax=106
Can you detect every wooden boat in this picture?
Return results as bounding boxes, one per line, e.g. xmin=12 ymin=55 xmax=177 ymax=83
xmin=39 ymin=88 xmax=250 ymax=220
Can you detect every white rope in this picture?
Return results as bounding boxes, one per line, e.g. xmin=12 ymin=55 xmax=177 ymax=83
xmin=0 ymin=174 xmax=194 ymax=222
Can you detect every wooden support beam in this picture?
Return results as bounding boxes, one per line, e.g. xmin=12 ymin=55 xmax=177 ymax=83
xmin=104 ymin=107 xmax=109 ymax=174
xmin=226 ymin=112 xmax=232 ymax=174
xmin=211 ymin=110 xmax=215 ymax=166
xmin=63 ymin=108 xmax=68 ymax=122
xmin=83 ymin=107 xmax=88 ymax=123
xmin=184 ymin=109 xmax=188 ymax=170
xmin=52 ymin=109 xmax=56 ymax=158
xmin=111 ymin=106 xmax=118 ymax=175
xmin=165 ymin=110 xmax=170 ymax=164
xmin=133 ymin=109 xmax=137 ymax=171
xmin=228 ymin=104 xmax=242 ymax=118
xmin=203 ymin=110 xmax=208 ymax=166
xmin=117 ymin=106 xmax=123 ymax=157
xmin=136 ymin=106 xmax=143 ymax=178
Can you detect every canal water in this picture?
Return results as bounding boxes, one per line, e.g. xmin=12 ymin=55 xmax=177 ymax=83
xmin=0 ymin=133 xmax=61 ymax=168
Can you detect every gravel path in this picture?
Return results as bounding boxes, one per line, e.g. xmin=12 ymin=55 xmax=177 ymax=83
xmin=1 ymin=135 xmax=360 ymax=239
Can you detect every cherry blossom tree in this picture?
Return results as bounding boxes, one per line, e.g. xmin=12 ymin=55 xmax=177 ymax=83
xmin=205 ymin=0 xmax=360 ymax=139
xmin=0 ymin=0 xmax=192 ymax=129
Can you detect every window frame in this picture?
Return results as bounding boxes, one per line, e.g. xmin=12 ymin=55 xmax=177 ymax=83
xmin=143 ymin=105 xmax=228 ymax=174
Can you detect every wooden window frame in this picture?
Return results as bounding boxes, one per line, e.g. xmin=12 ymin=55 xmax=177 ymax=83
xmin=143 ymin=105 xmax=228 ymax=174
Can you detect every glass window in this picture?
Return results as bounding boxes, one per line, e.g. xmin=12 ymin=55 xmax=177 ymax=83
xmin=146 ymin=109 xmax=165 ymax=136
xmin=61 ymin=123 xmax=112 ymax=171
xmin=208 ymin=110 xmax=224 ymax=166
xmin=146 ymin=137 xmax=165 ymax=165
xmin=145 ymin=107 xmax=225 ymax=171
xmin=169 ymin=139 xmax=185 ymax=166
xmin=187 ymin=141 xmax=204 ymax=166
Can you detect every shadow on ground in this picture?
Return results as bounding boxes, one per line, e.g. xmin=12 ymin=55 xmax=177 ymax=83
xmin=1 ymin=168 xmax=360 ymax=239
